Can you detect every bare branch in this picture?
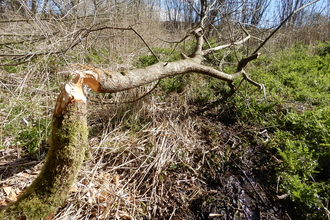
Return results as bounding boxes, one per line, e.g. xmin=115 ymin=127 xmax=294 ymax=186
xmin=0 ymin=13 xmax=112 ymax=23
xmin=157 ymin=31 xmax=192 ymax=44
xmin=203 ymin=23 xmax=251 ymax=55
xmin=203 ymin=35 xmax=251 ymax=55
xmin=237 ymin=53 xmax=261 ymax=72
xmin=190 ymin=27 xmax=204 ymax=57
xmin=93 ymin=80 xmax=161 ymax=105
xmin=200 ymin=0 xmax=218 ymax=28
xmin=0 ymin=26 xmax=155 ymax=66
xmin=253 ymin=0 xmax=320 ymax=54
xmin=130 ymin=27 xmax=159 ymax=62
xmin=0 ymin=36 xmax=47 ymax=47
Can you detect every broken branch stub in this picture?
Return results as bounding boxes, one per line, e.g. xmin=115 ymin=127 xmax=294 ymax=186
xmin=55 ymin=28 xmax=262 ymax=105
xmin=1 ymin=27 xmax=264 ymax=220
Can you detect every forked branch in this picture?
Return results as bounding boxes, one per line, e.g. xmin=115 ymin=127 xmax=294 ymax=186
xmin=0 ymin=25 xmax=263 ymax=220
xmin=53 ymin=27 xmax=262 ymax=116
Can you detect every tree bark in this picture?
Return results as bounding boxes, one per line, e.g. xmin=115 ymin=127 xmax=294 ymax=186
xmin=1 ymin=78 xmax=89 ymax=219
xmin=0 ymin=28 xmax=262 ymax=219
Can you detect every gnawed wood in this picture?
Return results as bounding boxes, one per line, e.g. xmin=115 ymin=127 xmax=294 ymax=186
xmin=1 ymin=80 xmax=88 ymax=219
xmin=1 ymin=27 xmax=262 ymax=220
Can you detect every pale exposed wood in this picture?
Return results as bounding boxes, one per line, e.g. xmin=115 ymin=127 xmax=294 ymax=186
xmin=63 ymin=28 xmax=262 ymax=101
xmin=1 ymin=26 xmax=262 ymax=220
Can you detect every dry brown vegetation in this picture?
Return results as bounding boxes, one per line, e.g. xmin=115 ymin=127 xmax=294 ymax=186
xmin=1 ymin=0 xmax=330 ymax=219
xmin=1 ymin=83 xmax=280 ymax=219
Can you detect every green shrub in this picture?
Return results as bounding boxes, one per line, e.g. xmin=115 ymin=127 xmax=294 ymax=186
xmin=135 ymin=46 xmax=181 ymax=68
xmin=271 ymin=113 xmax=330 ymax=217
xmin=315 ymin=40 xmax=330 ymax=56
xmin=223 ymin=41 xmax=330 ymax=218
xmin=252 ymin=42 xmax=330 ymax=106
xmin=159 ymin=75 xmax=189 ymax=93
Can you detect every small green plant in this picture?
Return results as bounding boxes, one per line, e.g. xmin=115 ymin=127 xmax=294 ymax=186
xmin=1 ymin=60 xmax=25 ymax=73
xmin=221 ymin=41 xmax=330 ymax=218
xmin=85 ymin=47 xmax=110 ymax=64
xmin=135 ymin=46 xmax=181 ymax=68
xmin=159 ymin=75 xmax=189 ymax=93
xmin=275 ymin=133 xmax=319 ymax=202
xmin=1 ymin=101 xmax=50 ymax=155
xmin=16 ymin=118 xmax=50 ymax=153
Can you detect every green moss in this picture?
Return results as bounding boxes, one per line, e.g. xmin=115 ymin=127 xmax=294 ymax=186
xmin=2 ymin=193 xmax=58 ymax=219
xmin=1 ymin=102 xmax=88 ymax=219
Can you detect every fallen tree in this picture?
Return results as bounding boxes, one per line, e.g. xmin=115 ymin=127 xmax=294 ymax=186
xmin=0 ymin=0 xmax=322 ymax=219
xmin=0 ymin=26 xmax=263 ymax=219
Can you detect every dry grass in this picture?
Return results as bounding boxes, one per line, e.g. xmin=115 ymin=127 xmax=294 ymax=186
xmin=0 ymin=79 xmax=213 ymax=219
xmin=67 ymin=86 xmax=206 ymax=219
xmin=1 ymin=5 xmax=329 ymax=218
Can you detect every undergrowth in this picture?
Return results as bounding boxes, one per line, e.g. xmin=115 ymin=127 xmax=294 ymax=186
xmin=1 ymin=34 xmax=330 ymax=219
xmin=234 ymin=41 xmax=330 ymax=219
xmin=133 ymin=40 xmax=330 ymax=218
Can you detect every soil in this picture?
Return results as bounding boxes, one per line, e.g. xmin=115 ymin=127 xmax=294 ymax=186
xmin=0 ymin=101 xmax=289 ymax=220
xmin=159 ymin=105 xmax=285 ymax=219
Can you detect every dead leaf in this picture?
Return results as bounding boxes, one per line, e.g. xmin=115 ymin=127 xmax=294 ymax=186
xmin=97 ymin=190 xmax=109 ymax=202
xmin=116 ymin=210 xmax=134 ymax=220
xmin=3 ymin=186 xmax=12 ymax=196
xmin=113 ymin=175 xmax=120 ymax=185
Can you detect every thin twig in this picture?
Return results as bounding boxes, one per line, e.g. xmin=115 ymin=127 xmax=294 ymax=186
xmin=229 ymin=156 xmax=267 ymax=205
xmin=252 ymin=0 xmax=320 ymax=54
xmin=203 ymin=24 xmax=251 ymax=55
xmin=130 ymin=27 xmax=159 ymax=62
xmin=93 ymin=80 xmax=161 ymax=105
xmin=157 ymin=34 xmax=191 ymax=44
xmin=0 ymin=26 xmax=152 ymax=66
xmin=0 ymin=13 xmax=112 ymax=23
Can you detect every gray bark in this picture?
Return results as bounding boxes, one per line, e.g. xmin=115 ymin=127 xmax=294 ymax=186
xmin=0 ymin=27 xmax=262 ymax=219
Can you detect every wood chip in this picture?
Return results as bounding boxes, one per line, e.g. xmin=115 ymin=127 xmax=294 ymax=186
xmin=3 ymin=186 xmax=12 ymax=196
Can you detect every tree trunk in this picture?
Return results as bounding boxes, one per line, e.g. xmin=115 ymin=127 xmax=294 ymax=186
xmin=0 ymin=28 xmax=262 ymax=219
xmin=1 ymin=81 xmax=89 ymax=219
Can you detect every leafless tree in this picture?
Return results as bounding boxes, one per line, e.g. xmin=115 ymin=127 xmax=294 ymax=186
xmin=0 ymin=0 xmax=325 ymax=219
xmin=240 ymin=0 xmax=271 ymax=26
xmin=278 ymin=0 xmax=309 ymax=27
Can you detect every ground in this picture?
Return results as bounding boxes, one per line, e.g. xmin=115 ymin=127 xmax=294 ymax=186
xmin=0 ymin=94 xmax=287 ymax=220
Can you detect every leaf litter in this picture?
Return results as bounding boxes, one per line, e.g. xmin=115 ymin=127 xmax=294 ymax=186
xmin=1 ymin=88 xmax=284 ymax=219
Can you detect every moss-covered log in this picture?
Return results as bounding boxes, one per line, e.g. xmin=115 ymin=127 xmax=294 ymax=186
xmin=1 ymin=81 xmax=88 ymax=219
xmin=0 ymin=28 xmax=263 ymax=219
